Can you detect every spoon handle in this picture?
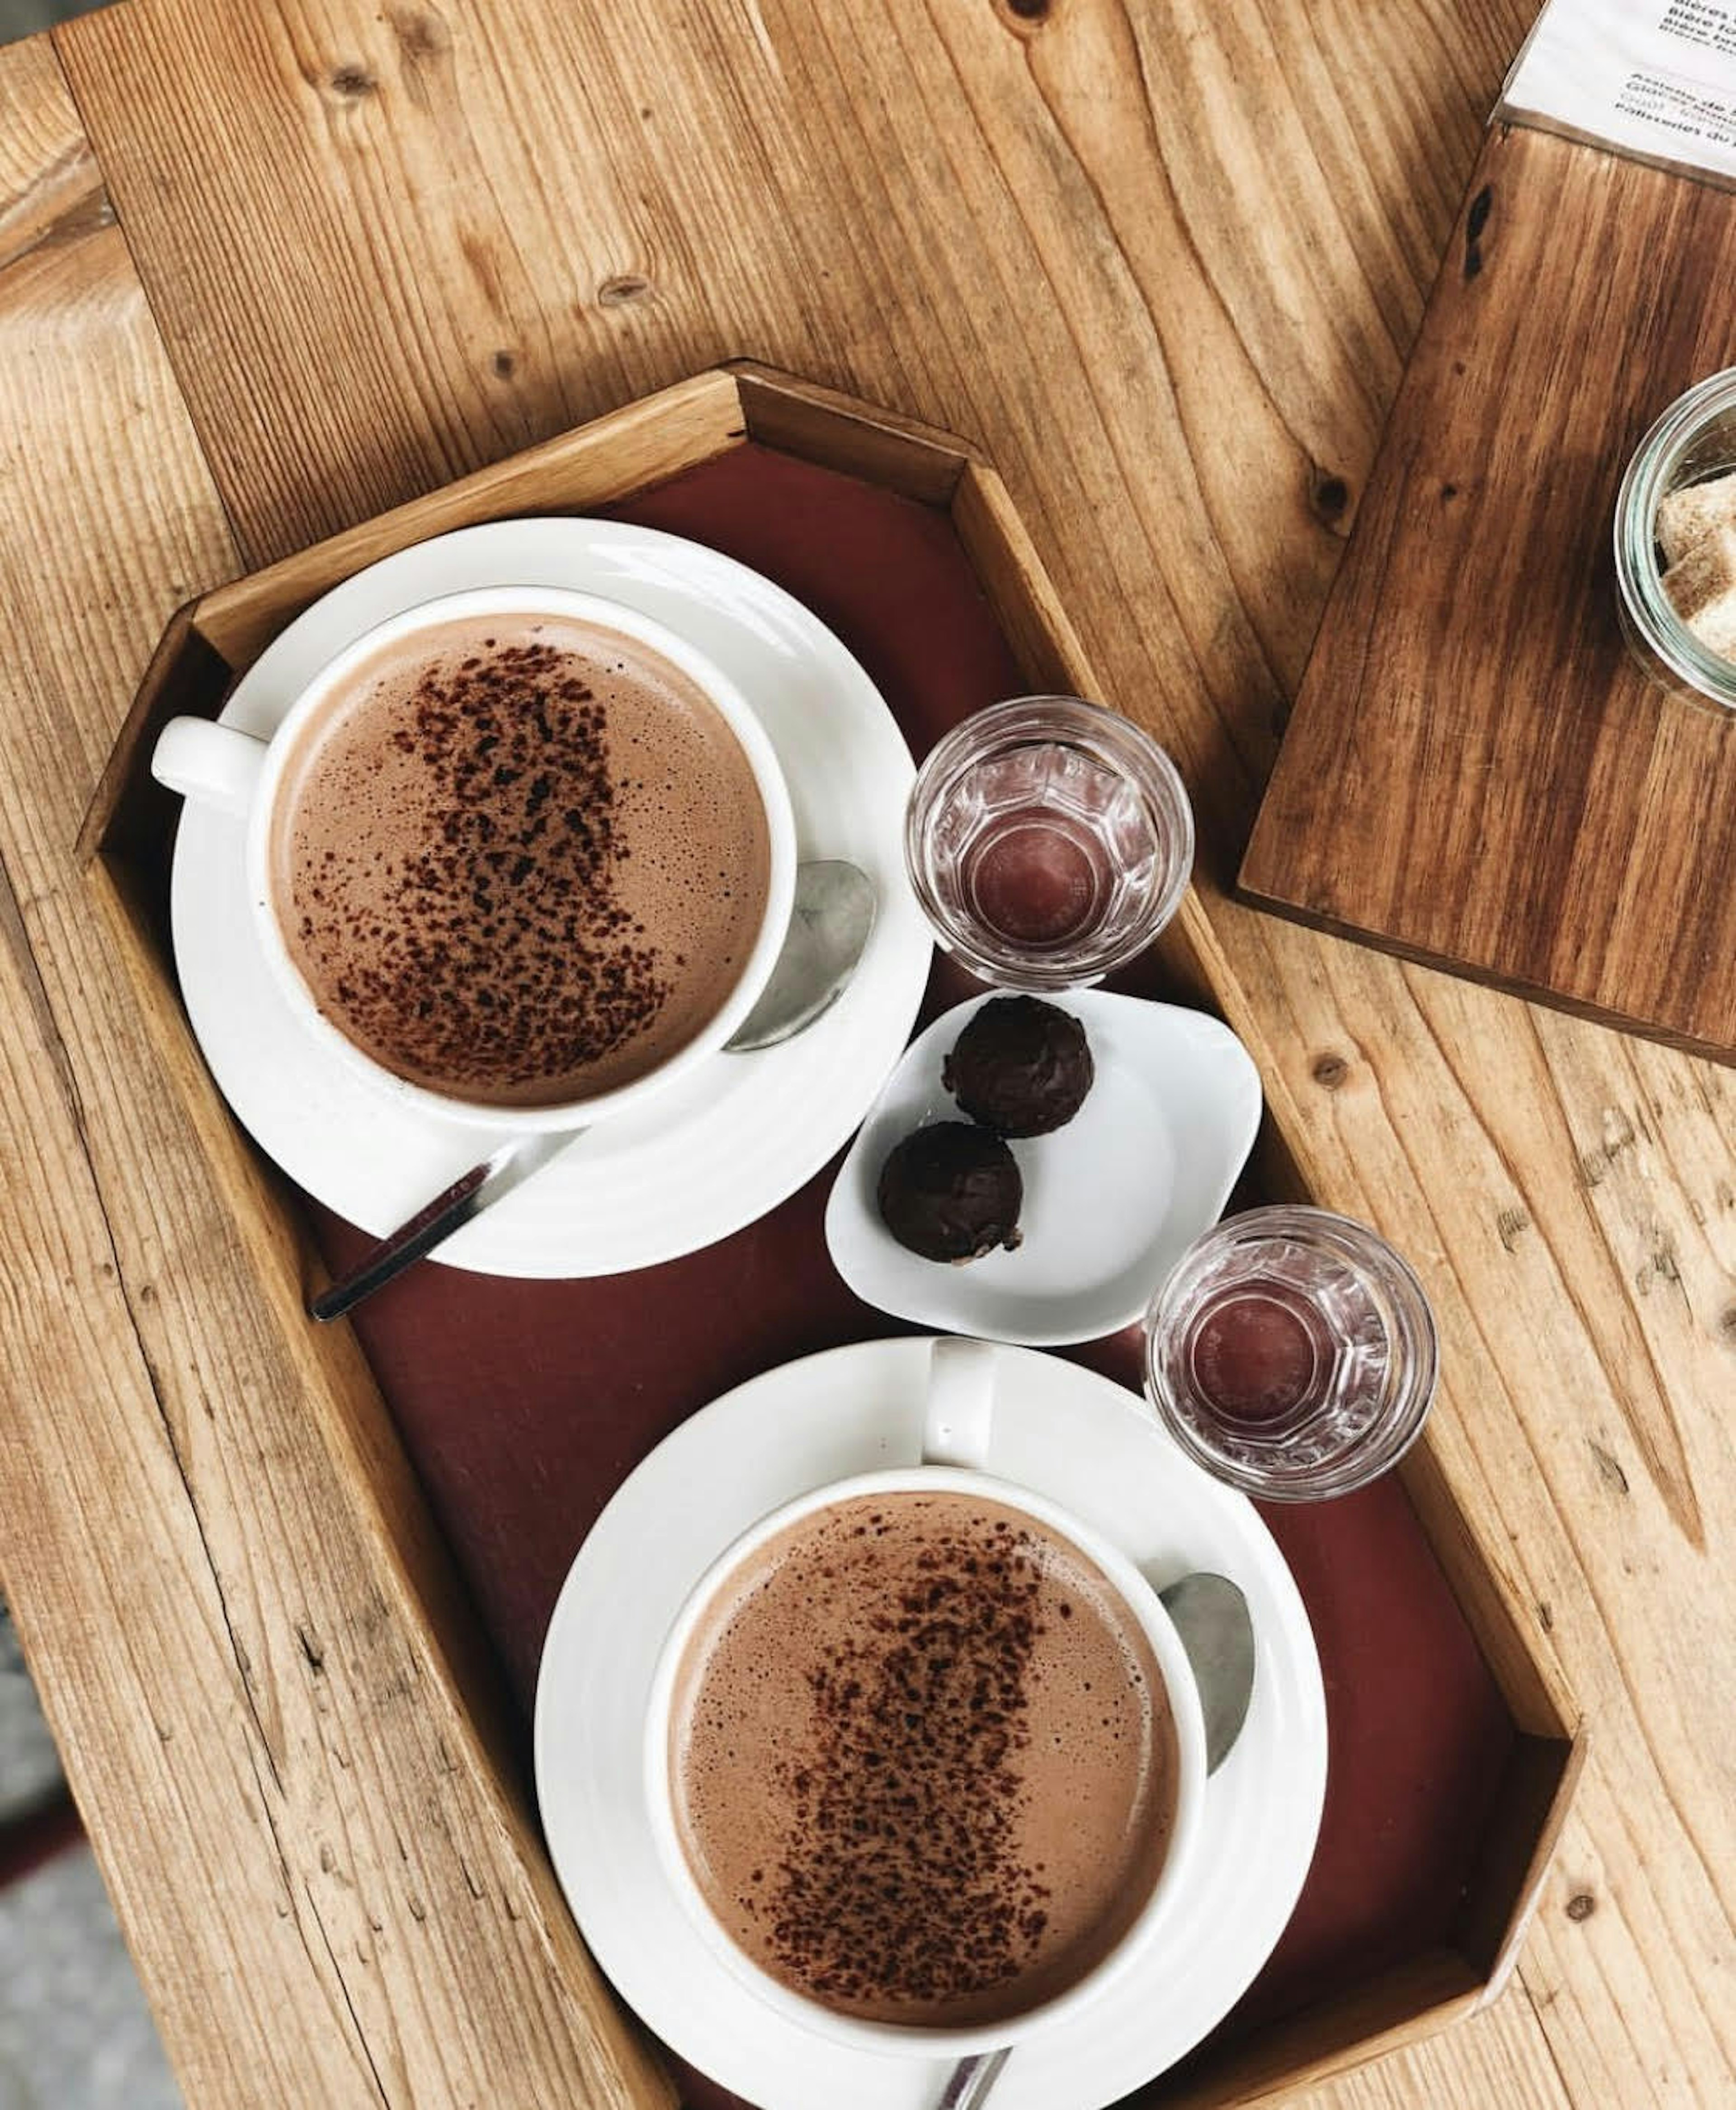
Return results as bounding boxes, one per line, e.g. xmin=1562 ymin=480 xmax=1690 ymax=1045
xmin=937 ymin=2050 xmax=1011 ymax=2109
xmin=308 ymin=1133 xmax=569 ymax=1321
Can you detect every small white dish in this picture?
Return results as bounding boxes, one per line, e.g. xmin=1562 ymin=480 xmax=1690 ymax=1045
xmin=167 ymin=517 xmax=933 ymax=1277
xmin=824 ymin=991 xmax=1262 ymax=1345
xmin=533 ymin=1336 xmax=1326 ymax=2110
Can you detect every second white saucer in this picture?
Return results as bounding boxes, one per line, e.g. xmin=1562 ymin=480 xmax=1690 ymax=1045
xmin=533 ymin=1337 xmax=1327 ymax=2110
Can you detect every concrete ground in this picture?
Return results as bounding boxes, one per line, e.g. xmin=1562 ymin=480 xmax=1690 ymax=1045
xmin=0 ymin=1852 xmax=184 ymax=2110
xmin=1 ymin=0 xmax=111 ymax=39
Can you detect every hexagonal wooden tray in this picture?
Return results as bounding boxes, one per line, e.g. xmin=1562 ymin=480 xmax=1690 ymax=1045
xmin=84 ymin=363 xmax=1581 ymax=2110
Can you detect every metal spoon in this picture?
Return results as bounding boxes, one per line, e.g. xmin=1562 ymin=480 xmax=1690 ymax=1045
xmin=308 ymin=860 xmax=876 ymax=1321
xmin=1158 ymin=1572 xmax=1257 ymax=1775
xmin=937 ymin=1573 xmax=1255 ymax=2110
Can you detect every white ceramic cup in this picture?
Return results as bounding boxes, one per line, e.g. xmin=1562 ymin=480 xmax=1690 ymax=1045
xmin=642 ymin=1336 xmax=1209 ymax=2060
xmin=150 ymin=585 xmax=797 ymax=1133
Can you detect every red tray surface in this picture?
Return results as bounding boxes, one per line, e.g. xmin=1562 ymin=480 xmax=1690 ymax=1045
xmin=311 ymin=446 xmax=1513 ymax=2104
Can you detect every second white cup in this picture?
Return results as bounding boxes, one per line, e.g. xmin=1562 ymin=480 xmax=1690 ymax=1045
xmin=642 ymin=1336 xmax=1209 ymax=2060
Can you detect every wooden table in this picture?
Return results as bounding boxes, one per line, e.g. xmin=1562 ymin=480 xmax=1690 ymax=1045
xmin=0 ymin=3 xmax=1728 ymax=2105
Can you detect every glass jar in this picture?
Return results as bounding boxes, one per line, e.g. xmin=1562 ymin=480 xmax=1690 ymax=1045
xmin=1614 ymin=368 xmax=1736 ymax=711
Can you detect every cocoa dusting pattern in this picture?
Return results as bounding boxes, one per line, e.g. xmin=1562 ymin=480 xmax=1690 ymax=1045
xmin=297 ymin=642 xmax=669 ymax=1094
xmin=760 ymin=1513 xmax=1055 ymax=2011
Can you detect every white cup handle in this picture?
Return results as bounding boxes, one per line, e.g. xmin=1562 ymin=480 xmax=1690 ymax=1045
xmin=921 ymin=1336 xmax=997 ymax=1468
xmin=151 ymin=716 xmax=269 ymax=821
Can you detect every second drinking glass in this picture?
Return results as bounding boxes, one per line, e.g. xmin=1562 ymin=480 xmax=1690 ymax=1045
xmin=905 ymin=696 xmax=1194 ymax=990
xmin=1143 ymin=1205 xmax=1438 ymax=1501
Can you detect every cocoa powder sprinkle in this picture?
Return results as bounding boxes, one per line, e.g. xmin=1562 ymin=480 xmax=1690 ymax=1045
xmin=762 ymin=1518 xmax=1053 ymax=2010
xmin=292 ymin=641 xmax=669 ymax=1094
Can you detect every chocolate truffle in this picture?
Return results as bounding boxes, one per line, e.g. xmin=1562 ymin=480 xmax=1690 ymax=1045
xmin=942 ymin=995 xmax=1095 ymax=1137
xmin=877 ymin=1122 xmax=1023 ymax=1263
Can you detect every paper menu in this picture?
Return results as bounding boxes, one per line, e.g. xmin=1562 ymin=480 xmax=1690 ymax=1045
xmin=1503 ymin=0 xmax=1736 ymax=184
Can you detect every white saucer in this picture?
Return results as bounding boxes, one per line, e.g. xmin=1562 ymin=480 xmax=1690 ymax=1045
xmin=534 ymin=1338 xmax=1326 ymax=2110
xmin=168 ymin=519 xmax=932 ymax=1275
xmin=824 ymin=993 xmax=1263 ymax=1345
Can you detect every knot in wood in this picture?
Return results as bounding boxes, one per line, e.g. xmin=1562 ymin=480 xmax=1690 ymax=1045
xmin=389 ymin=7 xmax=451 ymax=62
xmin=1310 ymin=471 xmax=1349 ymax=524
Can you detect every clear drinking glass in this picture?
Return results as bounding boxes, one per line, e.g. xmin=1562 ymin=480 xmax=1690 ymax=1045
xmin=1143 ymin=1206 xmax=1438 ymax=1501
xmin=1614 ymin=367 xmax=1736 ymax=711
xmin=904 ymin=696 xmax=1194 ymax=991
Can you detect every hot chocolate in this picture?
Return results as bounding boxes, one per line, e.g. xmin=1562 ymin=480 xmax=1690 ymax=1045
xmin=270 ymin=612 xmax=772 ymax=1106
xmin=668 ymin=1489 xmax=1176 ymax=2028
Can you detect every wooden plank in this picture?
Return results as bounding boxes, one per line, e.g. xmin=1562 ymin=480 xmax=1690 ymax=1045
xmin=1241 ymin=125 xmax=1736 ymax=1064
xmin=42 ymin=0 xmax=1736 ymax=2104
xmin=1165 ymin=1954 xmax=1578 ymax=2110
xmin=1282 ymin=1984 xmax=1574 ymax=2110
xmin=54 ymin=0 xmax=843 ymax=569
xmin=0 ymin=37 xmax=671 ymax=2110
xmin=74 ymin=598 xmax=223 ymax=874
xmin=952 ymin=457 xmax=1095 ymax=698
xmin=732 ymin=360 xmax=973 ymax=503
xmin=1457 ymin=1732 xmax=1590 ymax=1994
xmin=1158 ymin=1952 xmax=1480 ymax=2108
xmin=1519 ymin=1765 xmax=1736 ymax=2105
xmin=0 ymin=33 xmax=108 ymax=271
xmin=1227 ymin=932 xmax=1736 ymax=2104
xmin=192 ymin=368 xmax=745 ymax=666
xmin=1396 ymin=1431 xmax=1578 ymax=1742
xmin=0 ymin=808 xmax=382 ymax=2110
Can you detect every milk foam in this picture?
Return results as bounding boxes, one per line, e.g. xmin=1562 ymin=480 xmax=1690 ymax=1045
xmin=669 ymin=1490 xmax=1176 ymax=2027
xmin=271 ymin=613 xmax=772 ymax=1105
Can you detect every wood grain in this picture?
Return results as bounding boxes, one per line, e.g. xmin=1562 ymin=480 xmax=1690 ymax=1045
xmin=0 ymin=34 xmax=108 ymax=272
xmin=1241 ymin=125 xmax=1736 ymax=1065
xmin=1288 ymin=1983 xmax=1573 ymax=2110
xmin=193 ymin=368 xmax=747 ymax=666
xmin=27 ymin=0 xmax=1736 ymax=2104
xmin=1172 ymin=1953 xmax=1483 ymax=2110
xmin=0 ymin=36 xmax=669 ymax=2110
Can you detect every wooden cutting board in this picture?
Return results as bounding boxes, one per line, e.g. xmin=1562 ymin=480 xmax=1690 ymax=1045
xmin=1240 ymin=122 xmax=1736 ymax=1062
